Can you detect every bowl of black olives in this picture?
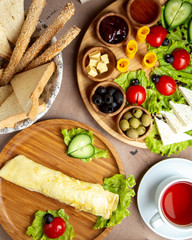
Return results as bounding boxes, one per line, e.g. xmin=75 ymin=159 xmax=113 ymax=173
xmin=116 ymin=105 xmax=152 ymax=141
xmin=96 ymin=12 xmax=131 ymax=47
xmin=90 ymin=81 xmax=126 ymax=116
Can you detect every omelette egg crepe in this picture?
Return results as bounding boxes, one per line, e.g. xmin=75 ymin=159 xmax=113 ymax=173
xmin=0 ymin=155 xmax=119 ymax=219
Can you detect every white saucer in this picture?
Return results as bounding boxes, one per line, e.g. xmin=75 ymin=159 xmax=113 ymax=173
xmin=137 ymin=158 xmax=192 ymax=240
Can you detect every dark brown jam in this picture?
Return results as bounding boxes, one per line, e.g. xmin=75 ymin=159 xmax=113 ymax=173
xmin=130 ymin=0 xmax=160 ymax=24
xmin=99 ymin=15 xmax=128 ymax=44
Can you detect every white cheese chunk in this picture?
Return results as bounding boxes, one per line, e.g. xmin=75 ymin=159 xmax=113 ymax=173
xmin=85 ymin=65 xmax=97 ymax=77
xmin=161 ymin=110 xmax=192 ymax=133
xmin=179 ymin=86 xmax=192 ymax=108
xmin=89 ymin=50 xmax=101 ymax=60
xmin=169 ymin=101 xmax=192 ymax=126
xmin=154 ymin=117 xmax=192 ymax=146
xmin=96 ymin=61 xmax=108 ymax=74
xmin=101 ymin=54 xmax=109 ymax=64
xmin=89 ymin=58 xmax=99 ymax=67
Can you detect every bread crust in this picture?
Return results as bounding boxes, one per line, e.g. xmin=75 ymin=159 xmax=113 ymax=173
xmin=0 ymin=0 xmax=46 ymax=86
xmin=16 ymin=1 xmax=75 ymax=73
xmin=26 ymin=26 xmax=80 ymax=70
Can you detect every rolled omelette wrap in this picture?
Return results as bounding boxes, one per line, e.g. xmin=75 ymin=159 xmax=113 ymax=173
xmin=0 ymin=155 xmax=119 ymax=219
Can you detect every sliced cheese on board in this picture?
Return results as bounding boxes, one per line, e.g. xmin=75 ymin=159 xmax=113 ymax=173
xmin=161 ymin=110 xmax=192 ymax=133
xmin=0 ymin=155 xmax=119 ymax=219
xmin=179 ymin=86 xmax=192 ymax=108
xmin=154 ymin=117 xmax=192 ymax=146
xmin=169 ymin=101 xmax=192 ymax=126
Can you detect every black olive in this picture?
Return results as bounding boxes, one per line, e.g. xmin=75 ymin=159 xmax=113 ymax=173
xmin=92 ymin=94 xmax=103 ymax=106
xmin=164 ymin=54 xmax=174 ymax=64
xmin=106 ymin=87 xmax=116 ymax=95
xmin=95 ymin=86 xmax=106 ymax=95
xmin=44 ymin=213 xmax=54 ymax=224
xmin=100 ymin=104 xmax=114 ymax=113
xmin=130 ymin=79 xmax=140 ymax=86
xmin=151 ymin=74 xmax=161 ymax=84
xmin=113 ymin=91 xmax=123 ymax=104
xmin=104 ymin=93 xmax=113 ymax=104
xmin=111 ymin=101 xmax=118 ymax=109
xmin=162 ymin=38 xmax=169 ymax=46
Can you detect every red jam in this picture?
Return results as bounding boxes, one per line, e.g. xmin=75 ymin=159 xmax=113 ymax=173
xmin=99 ymin=15 xmax=128 ymax=44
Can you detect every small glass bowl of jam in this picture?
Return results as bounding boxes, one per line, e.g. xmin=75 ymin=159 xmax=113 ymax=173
xmin=96 ymin=12 xmax=131 ymax=47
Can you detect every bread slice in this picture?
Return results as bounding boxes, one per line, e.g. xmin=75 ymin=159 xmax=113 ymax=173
xmin=0 ymin=92 xmax=27 ymax=129
xmin=0 ymin=84 xmax=13 ymax=106
xmin=0 ymin=26 xmax=12 ymax=59
xmin=0 ymin=0 xmax=24 ymax=44
xmin=11 ymin=61 xmax=55 ymax=120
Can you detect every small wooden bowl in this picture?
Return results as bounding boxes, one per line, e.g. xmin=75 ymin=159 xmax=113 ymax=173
xmin=116 ymin=105 xmax=152 ymax=141
xmin=90 ymin=81 xmax=126 ymax=117
xmin=126 ymin=0 xmax=162 ymax=28
xmin=96 ymin=12 xmax=131 ymax=47
xmin=82 ymin=46 xmax=116 ymax=82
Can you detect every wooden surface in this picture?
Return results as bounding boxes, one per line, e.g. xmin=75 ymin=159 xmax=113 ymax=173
xmin=1 ymin=1 xmax=192 ymax=240
xmin=77 ymin=0 xmax=160 ymax=149
xmin=0 ymin=119 xmax=124 ymax=240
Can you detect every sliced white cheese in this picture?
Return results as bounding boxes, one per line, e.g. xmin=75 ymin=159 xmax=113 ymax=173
xmin=169 ymin=101 xmax=192 ymax=126
xmin=154 ymin=117 xmax=192 ymax=146
xmin=161 ymin=110 xmax=192 ymax=133
xmin=179 ymin=86 xmax=192 ymax=108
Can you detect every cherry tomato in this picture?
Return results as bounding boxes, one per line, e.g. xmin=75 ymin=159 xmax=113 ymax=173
xmin=146 ymin=25 xmax=167 ymax=47
xmin=44 ymin=217 xmax=66 ymax=239
xmin=156 ymin=76 xmax=176 ymax=96
xmin=126 ymin=85 xmax=146 ymax=105
xmin=172 ymin=48 xmax=190 ymax=70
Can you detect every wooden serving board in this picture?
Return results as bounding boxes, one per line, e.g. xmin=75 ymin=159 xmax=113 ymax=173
xmin=0 ymin=119 xmax=124 ymax=240
xmin=77 ymin=0 xmax=165 ymax=149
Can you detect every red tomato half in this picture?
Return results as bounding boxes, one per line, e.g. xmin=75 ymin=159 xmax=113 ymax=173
xmin=44 ymin=217 xmax=66 ymax=239
xmin=146 ymin=25 xmax=167 ymax=47
xmin=172 ymin=48 xmax=190 ymax=70
xmin=126 ymin=85 xmax=146 ymax=105
xmin=156 ymin=76 xmax=176 ymax=96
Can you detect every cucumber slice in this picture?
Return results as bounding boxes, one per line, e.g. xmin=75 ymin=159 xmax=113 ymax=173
xmin=169 ymin=2 xmax=192 ymax=30
xmin=67 ymin=134 xmax=92 ymax=154
xmin=188 ymin=18 xmax=192 ymax=43
xmin=69 ymin=144 xmax=95 ymax=159
xmin=164 ymin=0 xmax=182 ymax=28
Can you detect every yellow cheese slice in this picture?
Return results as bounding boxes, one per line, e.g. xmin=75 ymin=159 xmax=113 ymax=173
xmin=0 ymin=155 xmax=119 ymax=219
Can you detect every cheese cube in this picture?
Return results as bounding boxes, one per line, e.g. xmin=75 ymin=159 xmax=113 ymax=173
xmin=96 ymin=61 xmax=108 ymax=74
xmin=85 ymin=65 xmax=98 ymax=77
xmin=89 ymin=58 xmax=99 ymax=67
xmin=154 ymin=117 xmax=192 ymax=146
xmin=89 ymin=50 xmax=101 ymax=60
xmin=101 ymin=54 xmax=109 ymax=64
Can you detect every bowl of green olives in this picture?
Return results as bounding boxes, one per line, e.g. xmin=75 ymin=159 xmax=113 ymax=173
xmin=90 ymin=81 xmax=126 ymax=116
xmin=116 ymin=105 xmax=152 ymax=141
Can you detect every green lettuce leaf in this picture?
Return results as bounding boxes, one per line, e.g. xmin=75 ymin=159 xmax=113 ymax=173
xmin=146 ymin=125 xmax=192 ymax=156
xmin=94 ymin=174 xmax=136 ymax=229
xmin=26 ymin=209 xmax=76 ymax=240
xmin=61 ymin=128 xmax=109 ymax=162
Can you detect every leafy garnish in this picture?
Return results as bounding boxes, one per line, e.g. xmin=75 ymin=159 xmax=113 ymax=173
xmin=26 ymin=209 xmax=76 ymax=240
xmin=94 ymin=174 xmax=136 ymax=229
xmin=61 ymin=128 xmax=109 ymax=162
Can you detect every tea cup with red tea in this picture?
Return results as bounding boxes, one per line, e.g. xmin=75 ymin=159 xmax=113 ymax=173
xmin=150 ymin=176 xmax=192 ymax=231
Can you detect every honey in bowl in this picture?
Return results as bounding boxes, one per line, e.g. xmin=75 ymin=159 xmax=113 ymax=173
xmin=127 ymin=0 xmax=161 ymax=27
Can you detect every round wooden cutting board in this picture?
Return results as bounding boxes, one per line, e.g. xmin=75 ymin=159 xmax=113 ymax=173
xmin=0 ymin=119 xmax=124 ymax=240
xmin=77 ymin=0 xmax=165 ymax=149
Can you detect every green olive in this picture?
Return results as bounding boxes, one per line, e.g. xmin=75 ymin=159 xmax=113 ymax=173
xmin=126 ymin=128 xmax=139 ymax=139
xmin=137 ymin=125 xmax=146 ymax=136
xmin=132 ymin=108 xmax=143 ymax=118
xmin=123 ymin=111 xmax=132 ymax=120
xmin=129 ymin=117 xmax=141 ymax=129
xmin=119 ymin=119 xmax=129 ymax=131
xmin=141 ymin=114 xmax=151 ymax=127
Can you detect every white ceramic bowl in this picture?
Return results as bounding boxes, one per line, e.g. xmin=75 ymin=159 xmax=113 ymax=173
xmin=0 ymin=20 xmax=63 ymax=134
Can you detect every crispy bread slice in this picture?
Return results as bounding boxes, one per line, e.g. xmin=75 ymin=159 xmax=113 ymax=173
xmin=11 ymin=61 xmax=55 ymax=120
xmin=0 ymin=26 xmax=12 ymax=59
xmin=0 ymin=84 xmax=13 ymax=106
xmin=0 ymin=0 xmax=24 ymax=44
